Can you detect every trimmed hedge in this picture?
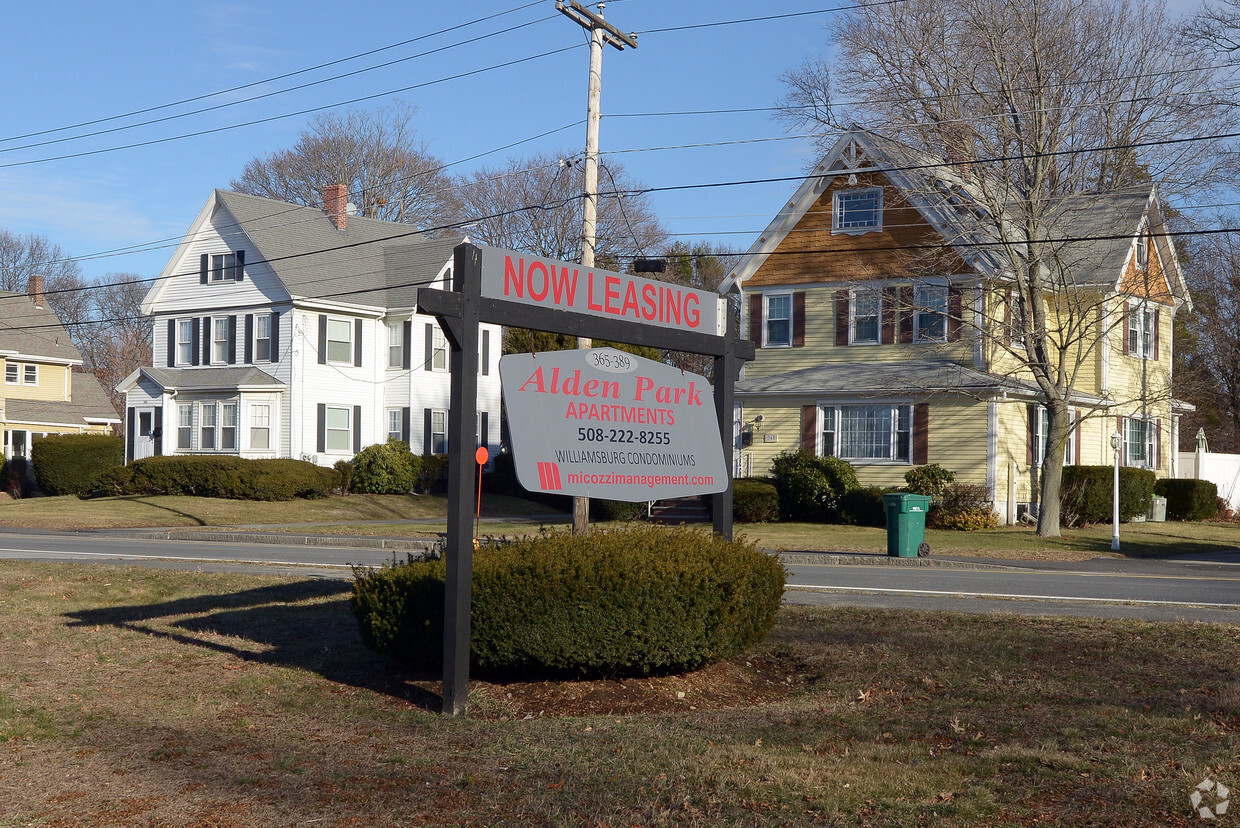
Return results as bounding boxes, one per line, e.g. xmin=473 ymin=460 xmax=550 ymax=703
xmin=1155 ymin=478 xmax=1219 ymax=521
xmin=837 ymin=485 xmax=889 ymax=527
xmin=732 ymin=478 xmax=779 ymax=523
xmin=770 ymin=450 xmax=857 ymax=521
xmin=351 ymin=526 xmax=785 ymax=677
xmin=31 ymin=434 xmax=123 ymax=496
xmin=350 ymin=440 xmax=418 ymax=494
xmin=1060 ymin=465 xmax=1156 ymax=525
xmin=94 ymin=456 xmax=339 ymax=500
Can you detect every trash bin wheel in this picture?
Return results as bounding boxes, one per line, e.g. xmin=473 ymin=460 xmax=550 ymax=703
xmin=917 ymin=541 xmax=931 ymax=558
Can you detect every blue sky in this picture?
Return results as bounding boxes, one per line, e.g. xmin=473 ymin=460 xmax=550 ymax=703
xmin=0 ymin=1 xmax=841 ymax=285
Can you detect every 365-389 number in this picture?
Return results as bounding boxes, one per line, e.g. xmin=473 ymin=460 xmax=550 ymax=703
xmin=577 ymin=428 xmax=670 ymax=445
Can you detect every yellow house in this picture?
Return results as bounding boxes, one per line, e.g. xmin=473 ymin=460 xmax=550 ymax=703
xmin=0 ymin=280 xmax=119 ymax=462
xmin=724 ymin=129 xmax=1189 ymax=523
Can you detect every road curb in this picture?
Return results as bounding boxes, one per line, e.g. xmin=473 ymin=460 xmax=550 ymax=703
xmin=112 ymin=529 xmax=444 ymax=552
xmin=777 ymin=551 xmax=1026 ymax=570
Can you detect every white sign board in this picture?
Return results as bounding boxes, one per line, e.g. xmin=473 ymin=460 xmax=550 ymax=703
xmin=500 ymin=348 xmax=729 ymax=501
xmin=478 ymin=244 xmax=725 ymax=336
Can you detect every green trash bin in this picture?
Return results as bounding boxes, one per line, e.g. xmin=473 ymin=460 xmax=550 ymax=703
xmin=882 ymin=493 xmax=931 ymax=558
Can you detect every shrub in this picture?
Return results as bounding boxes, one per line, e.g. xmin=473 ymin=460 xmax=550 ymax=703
xmin=732 ymin=478 xmax=779 ymax=523
xmin=415 ymin=454 xmax=448 ymax=494
xmin=1060 ymin=465 xmax=1156 ymax=525
xmin=1155 ymin=478 xmax=1219 ymax=522
xmin=30 ymin=434 xmax=124 ymax=496
xmin=2 ymin=458 xmax=32 ymax=498
xmin=904 ymin=463 xmax=955 ymax=498
xmin=837 ymin=486 xmax=889 ymax=527
xmin=333 ymin=459 xmax=354 ymax=494
xmin=927 ymin=482 xmax=998 ymax=530
xmin=770 ymin=450 xmax=857 ymax=521
xmin=350 ymin=440 xmax=416 ymax=494
xmin=351 ymin=526 xmax=785 ymax=677
xmin=590 ymin=498 xmax=646 ymax=522
xmin=93 ymin=456 xmax=339 ymax=500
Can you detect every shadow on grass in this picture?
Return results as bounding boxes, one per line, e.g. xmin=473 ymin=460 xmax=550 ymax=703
xmin=65 ymin=579 xmax=442 ymax=712
xmin=122 ymin=496 xmax=210 ymax=525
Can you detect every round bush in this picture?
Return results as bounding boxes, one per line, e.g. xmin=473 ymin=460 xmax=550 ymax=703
xmin=351 ymin=526 xmax=786 ymax=677
xmin=350 ymin=440 xmax=416 ymax=494
xmin=733 ymin=478 xmax=779 ymax=523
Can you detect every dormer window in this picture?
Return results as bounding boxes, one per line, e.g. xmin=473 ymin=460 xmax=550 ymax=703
xmin=833 ymin=188 xmax=883 ymax=234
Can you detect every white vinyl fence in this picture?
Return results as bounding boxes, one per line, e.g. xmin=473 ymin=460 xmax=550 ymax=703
xmin=1178 ymin=451 xmax=1240 ymax=510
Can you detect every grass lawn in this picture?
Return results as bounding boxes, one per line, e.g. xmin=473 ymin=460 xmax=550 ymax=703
xmin=0 ymin=562 xmax=1235 ymax=826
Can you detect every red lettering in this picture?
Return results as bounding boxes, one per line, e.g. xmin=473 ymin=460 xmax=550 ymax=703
xmin=621 ymin=281 xmax=640 ymax=317
xmin=504 ymin=256 xmax=525 ymax=298
xmin=551 ymin=266 xmax=578 ymax=305
xmin=582 ymin=379 xmax=598 ymax=397
xmin=634 ymin=376 xmax=654 ymax=401
xmin=518 ymin=366 xmax=545 ymax=393
xmin=605 ymin=276 xmax=621 ymax=314
xmin=528 ymin=260 xmax=549 ymax=301
xmin=587 ymin=273 xmax=603 ymax=312
xmin=562 ymin=369 xmax=583 ymax=396
xmin=666 ymin=286 xmax=682 ymax=325
xmin=641 ymin=283 xmax=658 ymax=320
xmin=685 ymin=293 xmax=700 ymax=328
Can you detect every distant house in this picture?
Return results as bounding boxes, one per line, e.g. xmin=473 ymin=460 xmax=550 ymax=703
xmin=0 ymin=277 xmax=119 ymax=459
xmin=118 ymin=186 xmax=501 ymax=465
xmin=726 ymin=127 xmax=1190 ymax=522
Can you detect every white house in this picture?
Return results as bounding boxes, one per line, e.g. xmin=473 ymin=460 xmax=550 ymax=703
xmin=119 ymin=186 xmax=502 ymax=466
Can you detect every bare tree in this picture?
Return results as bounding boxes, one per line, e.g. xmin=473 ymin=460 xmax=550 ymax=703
xmin=662 ymin=241 xmax=743 ymax=381
xmin=231 ymin=102 xmax=460 ymax=232
xmin=0 ymin=229 xmax=88 ymax=329
xmin=779 ymin=0 xmax=1234 ymax=536
xmin=73 ymin=274 xmax=152 ymax=413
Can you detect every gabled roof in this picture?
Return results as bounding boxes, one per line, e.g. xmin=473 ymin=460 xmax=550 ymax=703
xmin=0 ymin=291 xmax=82 ymax=362
xmin=8 ymin=371 xmax=119 ymax=425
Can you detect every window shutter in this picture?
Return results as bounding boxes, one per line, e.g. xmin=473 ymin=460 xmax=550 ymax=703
xmin=270 ymin=311 xmax=280 ymax=363
xmin=480 ymin=412 xmax=489 ymax=449
xmin=1153 ymin=308 xmax=1161 ymax=361
xmin=1027 ymin=403 xmax=1038 ymax=467
xmin=424 ymin=323 xmax=434 ymax=371
xmin=913 ymin=403 xmax=929 ymax=465
xmin=353 ymin=405 xmax=362 ymax=453
xmin=199 ymin=253 xmax=208 ymax=285
xmin=899 ymin=286 xmax=914 ymax=343
xmin=1156 ymin=418 xmax=1163 ymax=470
xmin=835 ymin=291 xmax=849 ymax=346
xmin=166 ymin=319 xmax=175 ymax=367
xmin=202 ymin=317 xmax=212 ymax=364
xmin=354 ymin=319 xmax=363 ymax=367
xmin=749 ymin=294 xmax=763 ymax=346
xmin=316 ymin=404 xmax=326 ymax=454
xmin=792 ymin=291 xmax=806 ymax=347
xmin=154 ymin=408 xmax=163 ymax=457
xmin=481 ymin=329 xmax=491 ymax=375
xmin=126 ymin=408 xmax=135 ymax=463
xmin=801 ymin=405 xmax=817 ymax=453
xmin=881 ymin=287 xmax=896 ymax=344
xmin=235 ymin=249 xmax=245 ymax=281
xmin=191 ymin=318 xmax=201 ymax=366
xmin=424 ymin=408 xmax=433 ymax=455
xmin=244 ymin=315 xmax=253 ymax=364
xmin=317 ymin=315 xmax=327 ymax=365
xmin=227 ymin=316 xmax=237 ymax=364
xmin=402 ymin=320 xmax=412 ymax=370
xmin=1003 ymin=290 xmax=1012 ymax=346
xmin=401 ymin=407 xmax=411 ymax=444
xmin=1122 ymin=308 xmax=1131 ymax=356
xmin=947 ymin=284 xmax=963 ymax=342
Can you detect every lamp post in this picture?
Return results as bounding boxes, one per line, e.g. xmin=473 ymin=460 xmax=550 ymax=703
xmin=1110 ymin=431 xmax=1122 ymax=551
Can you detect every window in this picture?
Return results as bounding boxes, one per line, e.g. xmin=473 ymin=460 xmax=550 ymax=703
xmin=850 ymin=290 xmax=881 ymax=345
xmin=4 ymin=364 xmax=16 ymax=384
xmin=430 ymin=409 xmax=448 ymax=455
xmin=23 ymin=364 xmax=37 ymax=386
xmin=211 ymin=253 xmax=239 ymax=282
xmin=387 ymin=409 xmax=403 ymax=442
xmin=255 ymin=314 xmax=272 ymax=361
xmin=1124 ymin=417 xmax=1155 ymax=468
xmin=821 ymin=404 xmax=912 ymax=462
xmin=177 ymin=320 xmax=194 ymax=365
xmin=833 ymin=188 xmax=883 ymax=233
xmin=765 ymin=293 xmax=792 ymax=347
xmin=326 ymin=319 xmax=352 ymax=364
xmin=177 ymin=404 xmax=193 ymax=449
xmin=388 ymin=323 xmax=404 ymax=368
xmin=1128 ymin=303 xmax=1156 ymax=359
xmin=250 ymin=405 xmax=270 ymax=450
xmin=200 ymin=403 xmax=217 ymax=450
xmin=1135 ymin=231 xmax=1148 ymax=268
xmin=212 ymin=316 xmax=230 ymax=364
xmin=1032 ymin=407 xmax=1076 ymax=467
xmin=325 ymin=406 xmax=351 ymax=452
xmin=221 ymin=403 xmax=237 ymax=450
xmin=915 ymin=285 xmax=948 ymax=343
xmin=432 ymin=327 xmax=448 ymax=371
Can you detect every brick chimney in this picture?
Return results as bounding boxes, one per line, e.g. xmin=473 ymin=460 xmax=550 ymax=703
xmin=324 ymin=183 xmax=349 ymax=231
xmin=28 ymin=275 xmax=44 ymax=309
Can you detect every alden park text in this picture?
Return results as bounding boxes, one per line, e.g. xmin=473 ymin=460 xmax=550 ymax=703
xmin=516 ymin=365 xmax=707 ymax=426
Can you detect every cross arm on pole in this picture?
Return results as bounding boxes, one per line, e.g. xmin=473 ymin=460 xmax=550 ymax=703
xmin=555 ymin=0 xmax=637 ymax=49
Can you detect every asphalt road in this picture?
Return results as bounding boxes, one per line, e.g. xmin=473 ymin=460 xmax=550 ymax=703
xmin=0 ymin=528 xmax=1238 ymax=623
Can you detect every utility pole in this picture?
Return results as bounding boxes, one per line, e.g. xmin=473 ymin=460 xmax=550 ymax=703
xmin=556 ymin=0 xmax=637 ymax=535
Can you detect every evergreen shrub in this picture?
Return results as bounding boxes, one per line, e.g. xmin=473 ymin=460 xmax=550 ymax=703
xmin=1155 ymin=478 xmax=1219 ymax=521
xmin=415 ymin=454 xmax=448 ymax=494
xmin=904 ymin=463 xmax=955 ymax=498
xmin=351 ymin=526 xmax=786 ymax=677
xmin=31 ymin=434 xmax=123 ymax=495
xmin=1060 ymin=465 xmax=1156 ymax=525
xmin=92 ymin=456 xmax=339 ymax=500
xmin=350 ymin=440 xmax=417 ymax=494
xmin=836 ymin=486 xmax=890 ymax=527
xmin=770 ymin=450 xmax=857 ymax=521
xmin=732 ymin=478 xmax=779 ymax=523
xmin=590 ymin=497 xmax=646 ymax=521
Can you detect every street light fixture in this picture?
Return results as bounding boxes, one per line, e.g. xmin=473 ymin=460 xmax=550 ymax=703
xmin=1110 ymin=431 xmax=1123 ymax=551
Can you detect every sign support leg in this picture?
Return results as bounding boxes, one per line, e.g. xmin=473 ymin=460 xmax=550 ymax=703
xmin=713 ymin=312 xmax=740 ymax=541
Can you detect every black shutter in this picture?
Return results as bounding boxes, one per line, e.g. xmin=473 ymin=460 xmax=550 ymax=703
xmin=318 ymin=315 xmax=327 ymax=365
xmin=126 ymin=408 xmax=135 ymax=463
xmin=424 ymin=408 xmax=433 ymax=455
xmin=191 ymin=318 xmax=201 ymax=366
xmin=244 ymin=314 xmax=253 ymax=364
xmin=154 ymin=408 xmax=163 ymax=457
xmin=792 ymin=292 xmax=806 ymax=347
xmin=480 ymin=412 xmax=489 ymax=449
xmin=749 ymin=293 xmax=763 ymax=346
xmin=166 ymin=319 xmax=175 ymax=367
xmin=235 ymin=249 xmax=245 ymax=281
xmin=270 ymin=311 xmax=280 ymax=363
xmin=202 ymin=316 xmax=212 ymax=364
xmin=913 ymin=403 xmax=929 ymax=465
xmin=353 ymin=405 xmax=362 ymax=453
xmin=199 ymin=253 xmax=208 ymax=285
xmin=425 ymin=323 xmax=434 ymax=371
xmin=354 ymin=319 xmax=363 ymax=367
xmin=401 ymin=407 xmax=411 ymax=444
xmin=227 ymin=316 xmax=237 ymax=364
xmin=402 ymin=320 xmax=412 ymax=370
xmin=481 ymin=329 xmax=490 ymax=375
xmin=316 ymin=404 xmax=326 ymax=454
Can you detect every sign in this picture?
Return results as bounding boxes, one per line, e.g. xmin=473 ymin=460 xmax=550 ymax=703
xmin=500 ymin=348 xmax=729 ymax=501
xmin=478 ymin=244 xmax=724 ymax=336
